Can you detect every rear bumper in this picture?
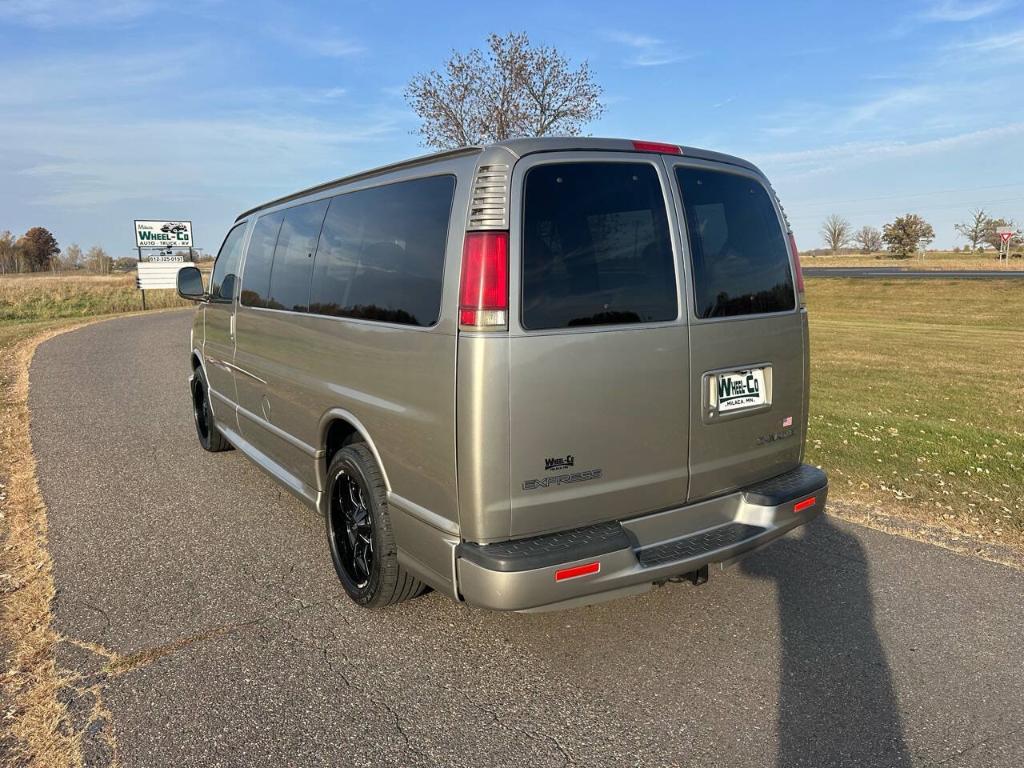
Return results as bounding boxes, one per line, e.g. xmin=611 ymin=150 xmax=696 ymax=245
xmin=456 ymin=464 xmax=827 ymax=611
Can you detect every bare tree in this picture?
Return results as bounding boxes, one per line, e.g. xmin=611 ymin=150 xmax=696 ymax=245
xmin=405 ymin=32 xmax=604 ymax=149
xmin=820 ymin=214 xmax=852 ymax=253
xmin=87 ymin=245 xmax=112 ymax=275
xmin=852 ymin=225 xmax=882 ymax=253
xmin=64 ymin=243 xmax=83 ymax=271
xmin=954 ymin=209 xmax=991 ymax=251
xmin=0 ymin=230 xmax=16 ymax=274
xmin=853 ymin=225 xmax=883 ymax=253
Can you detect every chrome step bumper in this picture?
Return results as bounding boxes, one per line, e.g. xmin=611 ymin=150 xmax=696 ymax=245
xmin=457 ymin=464 xmax=827 ymax=611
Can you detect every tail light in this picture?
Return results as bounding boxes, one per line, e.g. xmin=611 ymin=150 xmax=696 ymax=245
xmin=459 ymin=231 xmax=509 ymax=328
xmin=788 ymin=232 xmax=805 ymax=306
xmin=793 ymin=496 xmax=816 ymax=513
xmin=632 ymin=140 xmax=682 ymax=155
xmin=555 ymin=561 xmax=601 ymax=581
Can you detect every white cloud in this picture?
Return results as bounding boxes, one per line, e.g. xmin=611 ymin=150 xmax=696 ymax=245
xmin=0 ymin=50 xmax=187 ymax=107
xmin=755 ymin=122 xmax=1024 ymax=174
xmin=0 ymin=0 xmax=156 ymax=27
xmin=846 ymin=86 xmax=937 ymax=124
xmin=272 ymin=27 xmax=364 ymax=58
xmin=2 ymin=109 xmax=400 ymax=207
xmin=883 ymin=0 xmax=1010 ymax=39
xmin=949 ymin=26 xmax=1024 ymax=50
xmin=921 ymin=0 xmax=1007 ymax=22
xmin=602 ymin=31 xmax=691 ymax=67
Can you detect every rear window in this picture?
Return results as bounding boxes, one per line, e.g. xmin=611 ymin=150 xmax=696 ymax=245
xmin=521 ymin=162 xmax=677 ymax=330
xmin=675 ymin=167 xmax=795 ymax=319
xmin=309 ymin=175 xmax=455 ymax=326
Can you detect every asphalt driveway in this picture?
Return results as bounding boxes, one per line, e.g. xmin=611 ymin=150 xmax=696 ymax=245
xmin=28 ymin=311 xmax=1024 ymax=767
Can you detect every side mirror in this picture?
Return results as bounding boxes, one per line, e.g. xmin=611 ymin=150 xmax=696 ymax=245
xmin=176 ymin=266 xmax=206 ymax=301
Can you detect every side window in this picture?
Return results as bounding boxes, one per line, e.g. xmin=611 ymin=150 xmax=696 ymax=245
xmin=267 ymin=199 xmax=329 ymax=312
xmin=240 ymin=211 xmax=284 ymax=308
xmin=209 ymin=222 xmax=247 ymax=302
xmin=309 ymin=175 xmax=455 ymax=326
xmin=675 ymin=167 xmax=795 ymax=319
xmin=521 ymin=162 xmax=677 ymax=331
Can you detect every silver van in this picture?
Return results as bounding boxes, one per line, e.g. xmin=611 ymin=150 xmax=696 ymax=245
xmin=177 ymin=137 xmax=828 ymax=612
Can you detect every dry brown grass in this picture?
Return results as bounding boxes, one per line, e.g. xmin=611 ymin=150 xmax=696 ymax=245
xmin=0 ymin=272 xmax=191 ymax=322
xmin=804 ymin=250 xmax=1021 ymax=270
xmin=0 ymin=320 xmax=97 ymax=768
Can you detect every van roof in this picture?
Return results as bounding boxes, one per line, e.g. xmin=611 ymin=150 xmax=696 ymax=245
xmin=236 ymin=137 xmax=763 ymax=221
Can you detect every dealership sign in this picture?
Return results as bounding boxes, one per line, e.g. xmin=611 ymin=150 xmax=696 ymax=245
xmin=134 ymin=220 xmax=193 ymax=248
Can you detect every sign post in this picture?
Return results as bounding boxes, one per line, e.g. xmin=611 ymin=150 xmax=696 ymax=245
xmin=133 ymin=220 xmax=197 ymax=309
xmin=996 ymin=226 xmax=1015 ymax=262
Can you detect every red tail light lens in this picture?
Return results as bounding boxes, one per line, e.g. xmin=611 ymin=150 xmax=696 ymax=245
xmin=555 ymin=561 xmax=601 ymax=581
xmin=632 ymin=140 xmax=682 ymax=155
xmin=459 ymin=231 xmax=509 ymax=327
xmin=788 ymin=232 xmax=805 ymax=298
xmin=793 ymin=496 xmax=816 ymax=513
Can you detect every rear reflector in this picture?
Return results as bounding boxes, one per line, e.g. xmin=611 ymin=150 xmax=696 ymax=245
xmin=793 ymin=497 xmax=816 ymax=513
xmin=459 ymin=231 xmax=509 ymax=328
xmin=632 ymin=140 xmax=682 ymax=155
xmin=555 ymin=561 xmax=601 ymax=582
xmin=788 ymin=232 xmax=805 ymax=296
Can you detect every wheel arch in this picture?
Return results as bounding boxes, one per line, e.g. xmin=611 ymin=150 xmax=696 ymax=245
xmin=317 ymin=409 xmax=391 ymax=497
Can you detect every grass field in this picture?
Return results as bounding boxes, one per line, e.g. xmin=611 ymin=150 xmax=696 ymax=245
xmin=0 ymin=272 xmax=191 ymax=322
xmin=804 ymin=278 xmax=1024 ymax=547
xmin=804 ymin=249 xmax=1021 ymax=270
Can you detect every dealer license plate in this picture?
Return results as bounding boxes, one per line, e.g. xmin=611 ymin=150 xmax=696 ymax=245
xmin=715 ymin=368 xmax=766 ymax=413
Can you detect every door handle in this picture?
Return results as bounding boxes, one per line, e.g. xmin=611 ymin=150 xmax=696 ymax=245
xmin=230 ymin=313 xmax=236 ymax=340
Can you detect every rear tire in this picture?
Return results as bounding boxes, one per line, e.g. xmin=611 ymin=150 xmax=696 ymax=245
xmin=325 ymin=444 xmax=425 ymax=608
xmin=191 ymin=366 xmax=231 ymax=452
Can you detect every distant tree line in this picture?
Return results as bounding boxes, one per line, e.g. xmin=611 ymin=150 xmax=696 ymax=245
xmin=818 ymin=209 xmax=1020 ymax=259
xmin=0 ymin=226 xmax=113 ymax=274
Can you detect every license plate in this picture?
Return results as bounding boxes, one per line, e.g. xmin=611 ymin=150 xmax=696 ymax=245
xmin=715 ymin=368 xmax=766 ymax=413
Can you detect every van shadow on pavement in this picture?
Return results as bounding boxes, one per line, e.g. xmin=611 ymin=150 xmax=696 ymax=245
xmin=741 ymin=516 xmax=912 ymax=767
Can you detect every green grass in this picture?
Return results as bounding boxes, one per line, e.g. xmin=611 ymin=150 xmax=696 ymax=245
xmin=805 ymin=278 xmax=1024 ymax=543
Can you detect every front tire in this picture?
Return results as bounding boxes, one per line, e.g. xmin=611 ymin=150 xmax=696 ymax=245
xmin=191 ymin=366 xmax=230 ymax=452
xmin=326 ymin=444 xmax=424 ymax=608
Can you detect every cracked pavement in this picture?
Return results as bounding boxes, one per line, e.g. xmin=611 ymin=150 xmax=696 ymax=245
xmin=27 ymin=311 xmax=1024 ymax=767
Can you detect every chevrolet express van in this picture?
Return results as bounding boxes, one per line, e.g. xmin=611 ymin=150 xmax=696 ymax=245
xmin=177 ymin=137 xmax=828 ymax=612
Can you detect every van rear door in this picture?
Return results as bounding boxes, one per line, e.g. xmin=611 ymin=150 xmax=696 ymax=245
xmin=506 ymin=153 xmax=690 ymax=538
xmin=669 ymin=160 xmax=806 ymax=501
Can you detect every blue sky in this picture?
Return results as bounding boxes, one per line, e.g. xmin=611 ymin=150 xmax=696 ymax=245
xmin=1 ymin=0 xmax=1022 ymax=254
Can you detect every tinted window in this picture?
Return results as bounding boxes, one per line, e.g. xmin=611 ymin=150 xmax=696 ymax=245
xmin=521 ymin=162 xmax=676 ymax=330
xmin=310 ymin=175 xmax=455 ymax=326
xmin=240 ymin=211 xmax=284 ymax=308
xmin=675 ymin=167 xmax=795 ymax=319
xmin=267 ymin=199 xmax=329 ymax=312
xmin=209 ymin=222 xmax=246 ymax=302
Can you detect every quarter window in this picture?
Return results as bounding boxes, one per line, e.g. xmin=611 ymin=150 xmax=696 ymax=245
xmin=675 ymin=167 xmax=795 ymax=319
xmin=309 ymin=175 xmax=455 ymax=326
xmin=521 ymin=162 xmax=677 ymax=331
